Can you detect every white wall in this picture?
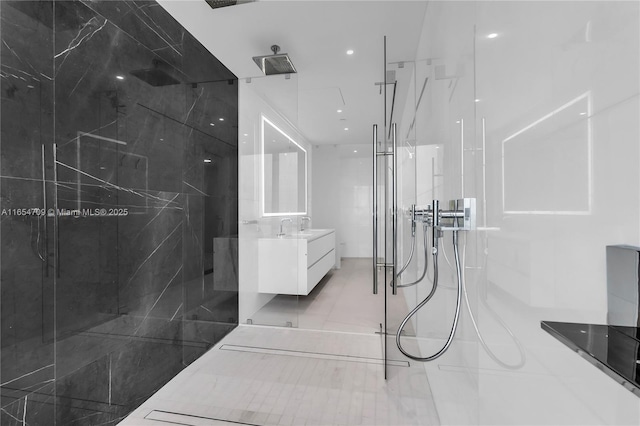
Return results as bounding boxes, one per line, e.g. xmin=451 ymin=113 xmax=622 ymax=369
xmin=312 ymin=144 xmax=372 ymax=259
xmin=476 ymin=2 xmax=640 ymax=424
xmin=395 ymin=1 xmax=640 ymax=424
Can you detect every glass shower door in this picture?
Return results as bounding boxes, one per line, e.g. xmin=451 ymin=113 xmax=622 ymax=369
xmin=238 ymin=73 xmax=302 ymax=328
xmin=374 ymin=36 xmax=421 ymax=377
xmin=383 ymin=56 xmax=422 ymax=376
xmin=380 ymin=3 xmax=480 ymax=393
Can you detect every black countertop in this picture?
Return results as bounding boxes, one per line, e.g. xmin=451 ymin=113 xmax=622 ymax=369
xmin=541 ymin=321 xmax=640 ymax=396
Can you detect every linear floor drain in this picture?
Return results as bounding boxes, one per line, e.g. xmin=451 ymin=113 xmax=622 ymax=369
xmin=145 ymin=409 xmax=259 ymax=425
xmin=219 ymin=344 xmax=410 ymax=367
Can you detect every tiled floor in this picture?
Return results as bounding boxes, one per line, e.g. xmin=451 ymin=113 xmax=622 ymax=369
xmin=249 ymin=258 xmax=413 ymax=335
xmin=120 ymin=259 xmax=441 ymax=425
xmin=121 ymin=326 xmax=439 ymax=426
xmin=120 ymin=258 xmax=640 ymax=426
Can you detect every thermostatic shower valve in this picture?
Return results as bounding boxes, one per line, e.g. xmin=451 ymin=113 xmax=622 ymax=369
xmin=409 ymin=198 xmax=476 ymax=232
xmin=439 ymin=198 xmax=476 ymax=231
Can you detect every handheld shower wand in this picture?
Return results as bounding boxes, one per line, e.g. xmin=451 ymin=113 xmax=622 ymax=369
xmin=395 ymin=199 xmax=525 ymax=367
xmin=396 ymin=198 xmax=474 ymax=362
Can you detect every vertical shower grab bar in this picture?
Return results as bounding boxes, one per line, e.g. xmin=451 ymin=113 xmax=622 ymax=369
xmin=42 ymin=145 xmax=49 ymax=277
xmin=53 ymin=143 xmax=59 ymax=278
xmin=372 ymin=123 xmax=398 ymax=295
xmin=372 ymin=124 xmax=378 ymax=295
xmin=482 ymin=118 xmax=487 ymax=228
xmin=391 ymin=123 xmax=397 ymax=295
xmin=460 ymin=119 xmax=464 ymax=197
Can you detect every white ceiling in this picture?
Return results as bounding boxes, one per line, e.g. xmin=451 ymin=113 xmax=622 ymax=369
xmin=158 ymin=0 xmax=428 ymax=146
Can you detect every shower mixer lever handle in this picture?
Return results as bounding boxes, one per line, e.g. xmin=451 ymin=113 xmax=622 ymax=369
xmin=432 ymin=200 xmax=440 ymax=248
xmin=410 ymin=205 xmax=417 ymax=236
xmin=437 ymin=198 xmax=476 ymax=231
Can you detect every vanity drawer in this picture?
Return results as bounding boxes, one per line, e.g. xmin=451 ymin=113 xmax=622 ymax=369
xmin=305 ymin=249 xmax=336 ymax=295
xmin=307 ymin=231 xmax=335 ymax=268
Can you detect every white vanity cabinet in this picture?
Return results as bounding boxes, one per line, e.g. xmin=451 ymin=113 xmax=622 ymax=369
xmin=258 ymin=229 xmax=336 ymax=295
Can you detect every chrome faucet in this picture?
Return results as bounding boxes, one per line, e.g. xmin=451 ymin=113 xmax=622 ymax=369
xmin=300 ymin=216 xmax=311 ymax=231
xmin=278 ymin=217 xmax=292 ymax=237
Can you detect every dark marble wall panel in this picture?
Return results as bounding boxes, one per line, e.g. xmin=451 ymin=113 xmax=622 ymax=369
xmin=0 ymin=2 xmax=54 ymax=181
xmin=79 ymin=1 xmax=185 ymax=72
xmin=1 ymin=1 xmax=238 ymax=424
xmin=0 ymin=3 xmax=57 ymax=423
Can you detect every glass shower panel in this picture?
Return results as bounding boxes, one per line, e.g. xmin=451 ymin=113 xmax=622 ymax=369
xmin=373 ymin=123 xmax=387 ymax=371
xmin=383 ymin=58 xmax=423 ymax=373
xmin=414 ymin=4 xmax=480 ymax=423
xmin=238 ymin=74 xmax=301 ymax=328
xmin=474 ymin=1 xmax=640 ymax=424
xmin=182 ymin=79 xmax=239 ymax=363
xmin=51 ymin=6 xmax=188 ymax=419
xmin=381 ymin=4 xmax=480 ymax=420
xmin=0 ymin=1 xmax=56 ymax=423
xmin=2 ymin=1 xmax=239 ymax=424
xmin=0 ymin=179 xmax=56 ymax=425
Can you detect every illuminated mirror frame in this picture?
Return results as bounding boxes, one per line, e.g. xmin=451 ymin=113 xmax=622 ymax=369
xmin=261 ymin=115 xmax=308 ymax=217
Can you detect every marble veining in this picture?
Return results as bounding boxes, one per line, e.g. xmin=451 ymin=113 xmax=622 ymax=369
xmin=1 ymin=0 xmax=238 ymax=424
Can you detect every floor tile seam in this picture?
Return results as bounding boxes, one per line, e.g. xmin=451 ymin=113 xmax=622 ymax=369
xmin=246 ymin=380 xmax=274 ymax=411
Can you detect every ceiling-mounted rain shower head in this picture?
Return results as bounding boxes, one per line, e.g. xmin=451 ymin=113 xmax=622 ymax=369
xmin=130 ymin=59 xmax=183 ymax=87
xmin=205 ymin=0 xmax=253 ymax=9
xmin=252 ymin=45 xmax=297 ymax=76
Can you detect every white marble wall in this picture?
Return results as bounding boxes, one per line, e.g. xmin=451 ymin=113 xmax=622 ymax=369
xmin=397 ymin=1 xmax=640 ymax=424
xmin=312 ymin=144 xmax=372 ymax=260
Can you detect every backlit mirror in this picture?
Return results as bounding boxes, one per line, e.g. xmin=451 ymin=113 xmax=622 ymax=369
xmin=261 ymin=116 xmax=307 ymax=216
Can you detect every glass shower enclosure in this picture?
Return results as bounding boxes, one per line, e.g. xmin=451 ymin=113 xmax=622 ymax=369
xmin=0 ymin=1 xmax=239 ymax=424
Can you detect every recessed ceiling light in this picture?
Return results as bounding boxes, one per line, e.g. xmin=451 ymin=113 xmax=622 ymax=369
xmin=204 ymin=159 xmax=212 ymax=163
xmin=337 ymin=109 xmax=342 ymax=113
xmin=116 ymin=75 xmax=124 ymax=80
xmin=475 ymin=99 xmax=480 ymax=102
xmin=354 ymin=150 xmax=358 ymax=153
xmin=346 ymin=49 xmax=354 ymax=55
xmin=210 ymin=123 xmax=215 ymax=126
xmin=344 ymin=127 xmax=349 ymax=131
xmin=219 ymin=118 xmax=224 ymax=121
xmin=243 ymin=133 xmax=248 ymax=136
xmin=456 ymin=120 xmax=460 ymax=124
xmin=487 ymin=33 xmax=498 ymax=39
